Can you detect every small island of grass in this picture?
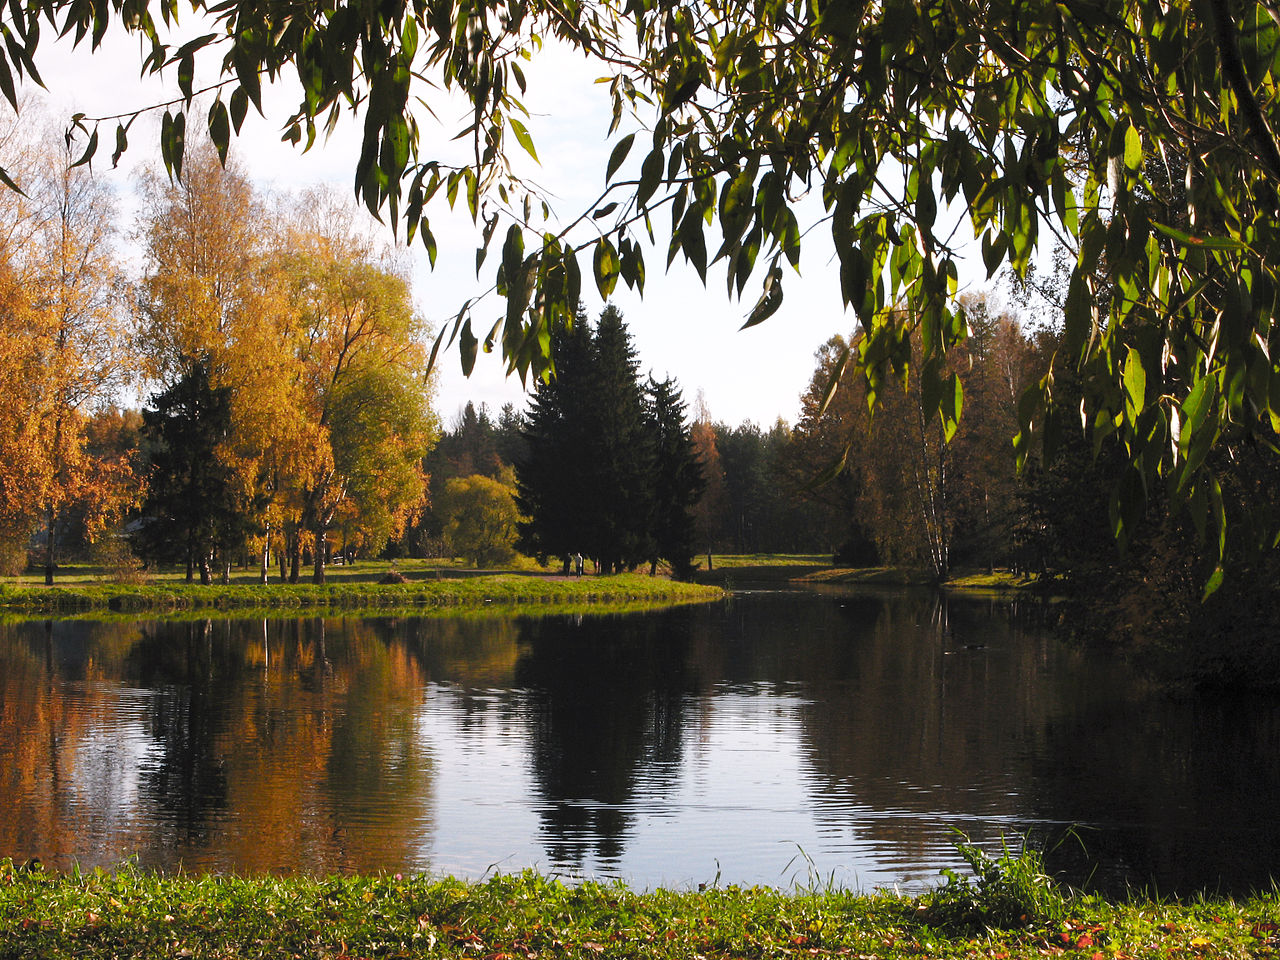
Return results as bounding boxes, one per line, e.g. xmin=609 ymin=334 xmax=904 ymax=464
xmin=0 ymin=558 xmax=724 ymax=616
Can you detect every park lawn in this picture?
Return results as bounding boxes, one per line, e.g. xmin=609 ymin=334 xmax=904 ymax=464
xmin=1 ymin=860 xmax=1277 ymax=960
xmin=697 ymin=557 xmax=1041 ymax=594
xmin=0 ymin=569 xmax=723 ymax=615
xmin=0 ymin=556 xmax=519 ymax=589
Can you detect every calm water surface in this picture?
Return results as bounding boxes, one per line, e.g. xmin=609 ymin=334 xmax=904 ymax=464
xmin=1 ymin=588 xmax=1278 ymax=894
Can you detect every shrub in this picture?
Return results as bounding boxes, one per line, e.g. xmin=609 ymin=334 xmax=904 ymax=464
xmin=921 ymin=832 xmax=1068 ymax=931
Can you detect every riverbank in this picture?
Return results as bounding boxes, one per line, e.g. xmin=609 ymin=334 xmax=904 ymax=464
xmin=1 ymin=860 xmax=1276 ymax=960
xmin=694 ymin=556 xmax=1045 ymax=595
xmin=0 ymin=572 xmax=723 ymax=615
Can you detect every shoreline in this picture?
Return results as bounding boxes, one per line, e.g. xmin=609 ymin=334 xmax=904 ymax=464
xmin=2 ymin=861 xmax=1276 ymax=960
xmin=0 ymin=572 xmax=725 ymax=616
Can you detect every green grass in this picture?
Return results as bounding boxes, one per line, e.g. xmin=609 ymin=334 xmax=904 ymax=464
xmin=1 ymin=556 xmax=519 ymax=588
xmin=1 ymin=858 xmax=1277 ymax=960
xmin=703 ymin=554 xmax=831 ymax=568
xmin=693 ymin=556 xmax=1053 ymax=595
xmin=0 ymin=570 xmax=723 ymax=616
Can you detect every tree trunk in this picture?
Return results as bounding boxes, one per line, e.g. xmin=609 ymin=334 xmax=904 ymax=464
xmin=199 ymin=556 xmax=212 ymax=585
xmin=260 ymin=523 xmax=270 ymax=585
xmin=44 ymin=500 xmax=56 ymax=586
xmin=312 ymin=525 xmax=326 ymax=584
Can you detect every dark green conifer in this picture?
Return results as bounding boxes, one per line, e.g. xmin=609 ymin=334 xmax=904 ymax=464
xmin=644 ymin=376 xmax=704 ymax=579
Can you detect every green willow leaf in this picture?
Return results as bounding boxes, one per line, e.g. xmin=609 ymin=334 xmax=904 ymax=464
xmin=606 ymin=133 xmax=635 ymax=183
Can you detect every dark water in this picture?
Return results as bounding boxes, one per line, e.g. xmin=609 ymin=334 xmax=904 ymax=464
xmin=1 ymin=588 xmax=1278 ymax=894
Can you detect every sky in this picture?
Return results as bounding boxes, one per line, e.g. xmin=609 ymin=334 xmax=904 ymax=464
xmin=21 ymin=21 xmax=999 ymax=429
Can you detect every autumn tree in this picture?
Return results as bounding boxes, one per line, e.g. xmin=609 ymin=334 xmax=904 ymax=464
xmin=688 ymin=393 xmax=726 ymax=558
xmin=277 ymin=199 xmax=436 ymax=583
xmin=0 ymin=110 xmax=135 ymax=582
xmin=136 ymin=144 xmax=296 ymax=580
xmin=946 ymin=293 xmax=1035 ymax=571
xmin=788 ymin=337 xmax=879 ymax=565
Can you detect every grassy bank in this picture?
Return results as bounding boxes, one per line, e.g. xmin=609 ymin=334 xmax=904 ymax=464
xmin=695 ymin=557 xmax=1043 ymax=595
xmin=0 ymin=572 xmax=723 ymax=615
xmin=1 ymin=858 xmax=1277 ymax=960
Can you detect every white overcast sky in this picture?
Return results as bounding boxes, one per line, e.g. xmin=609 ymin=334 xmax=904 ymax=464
xmin=21 ymin=22 xmax=997 ymax=428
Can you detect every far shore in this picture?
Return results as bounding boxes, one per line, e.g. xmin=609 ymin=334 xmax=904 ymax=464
xmin=0 ymin=560 xmax=724 ymax=616
xmin=0 ymin=554 xmax=1059 ymax=617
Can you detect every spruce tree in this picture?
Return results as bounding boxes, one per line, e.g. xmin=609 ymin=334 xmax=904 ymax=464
xmin=136 ymin=360 xmax=259 ymax=583
xmin=584 ymin=305 xmax=655 ymax=573
xmin=644 ymin=376 xmax=704 ymax=579
xmin=516 ymin=311 xmax=596 ymax=571
xmin=517 ymin=306 xmax=704 ymax=575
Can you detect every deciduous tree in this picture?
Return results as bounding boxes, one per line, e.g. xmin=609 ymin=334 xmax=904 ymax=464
xmin=0 ymin=111 xmax=135 ymax=581
xmin=437 ymin=473 xmax=521 ymax=568
xmin=279 ymin=200 xmax=436 ymax=582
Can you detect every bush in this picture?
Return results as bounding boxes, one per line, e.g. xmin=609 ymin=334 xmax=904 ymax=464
xmin=0 ymin=534 xmax=27 ymax=577
xmin=91 ymin=533 xmax=148 ymax=585
xmin=920 ymin=832 xmax=1068 ymax=931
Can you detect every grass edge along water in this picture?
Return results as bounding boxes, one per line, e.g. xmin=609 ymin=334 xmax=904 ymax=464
xmin=0 ymin=572 xmax=724 ymax=615
xmin=2 ymin=845 xmax=1280 ymax=960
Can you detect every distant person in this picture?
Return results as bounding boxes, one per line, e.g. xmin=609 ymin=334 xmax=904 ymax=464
xmin=574 ymin=552 xmax=584 ymax=576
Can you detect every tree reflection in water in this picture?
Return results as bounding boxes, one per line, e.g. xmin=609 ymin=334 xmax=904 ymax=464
xmin=0 ymin=595 xmax=1278 ymax=894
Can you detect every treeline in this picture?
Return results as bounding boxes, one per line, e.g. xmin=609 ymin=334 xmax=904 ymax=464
xmin=0 ymin=112 xmax=436 ymax=584
xmin=786 ymin=293 xmax=1037 ymax=576
xmin=413 ymin=337 xmax=835 ymax=572
xmin=788 ymin=289 xmax=1280 ymax=686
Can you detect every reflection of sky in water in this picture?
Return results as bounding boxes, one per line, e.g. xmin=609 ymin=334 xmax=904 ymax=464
xmin=415 ymin=684 xmax=543 ymax=877
xmin=415 ymin=683 xmax=954 ymax=891
xmin=2 ymin=599 xmax=1280 ymax=896
xmin=65 ymin=685 xmax=161 ymax=860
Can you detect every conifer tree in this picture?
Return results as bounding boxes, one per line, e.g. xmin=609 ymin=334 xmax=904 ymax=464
xmin=644 ymin=376 xmax=704 ymax=579
xmin=136 ymin=360 xmax=261 ymax=583
xmin=584 ymin=305 xmax=655 ymax=573
xmin=516 ymin=312 xmax=595 ymax=571
xmin=518 ymin=306 xmax=701 ymax=574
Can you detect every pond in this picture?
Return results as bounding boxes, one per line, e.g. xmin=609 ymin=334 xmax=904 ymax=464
xmin=1 ymin=588 xmax=1278 ymax=895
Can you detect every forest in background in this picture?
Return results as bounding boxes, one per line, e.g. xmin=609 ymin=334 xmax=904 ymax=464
xmin=3 ymin=102 xmax=1280 ymax=685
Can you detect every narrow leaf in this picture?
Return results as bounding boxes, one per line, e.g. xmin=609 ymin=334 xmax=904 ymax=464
xmin=606 ymin=132 xmax=635 ymax=182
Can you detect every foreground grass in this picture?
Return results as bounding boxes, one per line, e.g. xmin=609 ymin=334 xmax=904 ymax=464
xmin=1 ymin=860 xmax=1278 ymax=960
xmin=0 ymin=572 xmax=723 ymax=615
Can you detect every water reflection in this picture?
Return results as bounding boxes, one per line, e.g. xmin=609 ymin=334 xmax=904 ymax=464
xmin=0 ymin=592 xmax=1278 ymax=894
xmin=515 ymin=613 xmax=691 ymax=870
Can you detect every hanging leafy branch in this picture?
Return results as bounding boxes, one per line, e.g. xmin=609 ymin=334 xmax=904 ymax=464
xmin=5 ymin=0 xmax=1280 ymax=585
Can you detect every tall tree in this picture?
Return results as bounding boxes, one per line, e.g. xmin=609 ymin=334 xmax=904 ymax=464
xmin=518 ymin=306 xmax=682 ymax=573
xmin=644 ymin=376 xmax=704 ymax=579
xmin=688 ymin=392 xmax=727 ymax=557
xmin=136 ymin=361 xmax=258 ymax=583
xmin=788 ymin=336 xmax=879 ymax=564
xmin=516 ymin=311 xmax=600 ymax=571
xmin=585 ymin=305 xmax=656 ymax=572
xmin=0 ymin=111 xmax=135 ymax=581
xmin=136 ymin=144 xmax=292 ymax=578
xmin=279 ymin=199 xmax=436 ymax=582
